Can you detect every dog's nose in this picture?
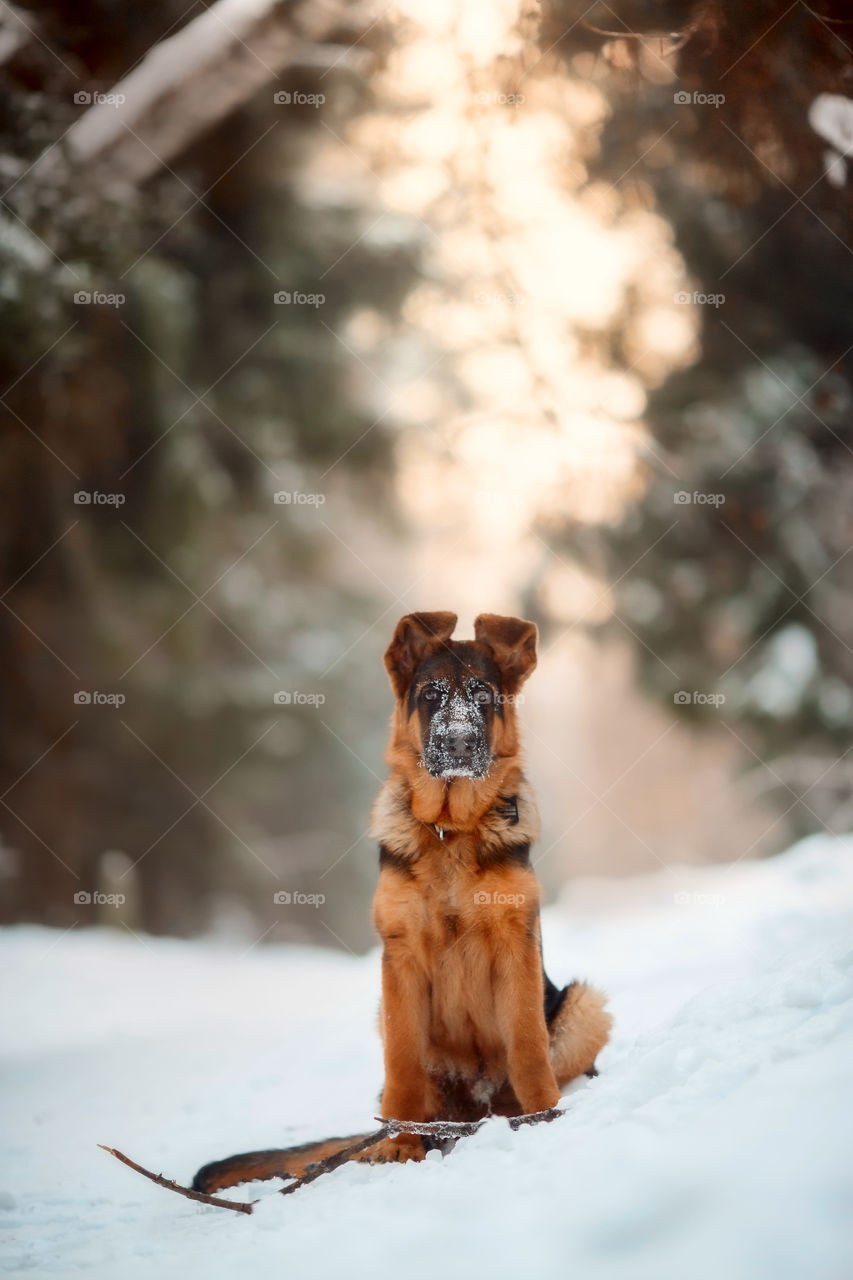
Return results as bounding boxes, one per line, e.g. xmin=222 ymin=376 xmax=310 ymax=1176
xmin=447 ymin=729 xmax=476 ymax=758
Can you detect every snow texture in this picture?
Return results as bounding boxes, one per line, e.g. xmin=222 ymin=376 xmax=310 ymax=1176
xmin=1 ymin=834 xmax=852 ymax=1278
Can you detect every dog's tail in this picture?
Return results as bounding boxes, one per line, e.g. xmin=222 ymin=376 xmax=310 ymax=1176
xmin=192 ymin=1134 xmax=370 ymax=1193
xmin=550 ymin=980 xmax=613 ymax=1084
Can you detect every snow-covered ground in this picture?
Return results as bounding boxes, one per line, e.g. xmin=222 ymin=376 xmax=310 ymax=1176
xmin=2 ymin=835 xmax=852 ymax=1279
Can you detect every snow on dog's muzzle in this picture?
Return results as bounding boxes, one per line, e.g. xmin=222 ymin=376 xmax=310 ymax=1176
xmin=422 ymin=690 xmax=491 ymax=779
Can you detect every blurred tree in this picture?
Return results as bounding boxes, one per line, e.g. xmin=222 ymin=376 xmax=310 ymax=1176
xmin=537 ymin=0 xmax=853 ymax=834
xmin=0 ymin=0 xmax=422 ymax=946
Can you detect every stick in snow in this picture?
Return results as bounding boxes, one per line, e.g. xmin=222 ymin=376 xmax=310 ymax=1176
xmin=279 ymin=1108 xmax=567 ymax=1194
xmin=98 ymin=1145 xmax=256 ymax=1215
xmin=382 ymin=1107 xmax=564 ymax=1140
xmin=278 ymin=1125 xmax=393 ymax=1196
xmin=99 ymin=1109 xmax=565 ymax=1214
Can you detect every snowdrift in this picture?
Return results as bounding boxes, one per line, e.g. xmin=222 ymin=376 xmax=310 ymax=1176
xmin=2 ymin=835 xmax=852 ymax=1279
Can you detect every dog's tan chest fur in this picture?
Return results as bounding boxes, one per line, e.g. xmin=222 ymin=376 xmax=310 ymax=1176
xmin=374 ymin=836 xmax=541 ymax=1073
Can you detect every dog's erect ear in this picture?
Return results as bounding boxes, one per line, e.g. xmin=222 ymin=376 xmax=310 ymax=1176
xmin=384 ymin=612 xmax=457 ymax=699
xmin=474 ymin=614 xmax=538 ymax=689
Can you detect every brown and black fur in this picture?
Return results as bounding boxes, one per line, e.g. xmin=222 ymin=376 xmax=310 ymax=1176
xmin=193 ymin=612 xmax=611 ymax=1191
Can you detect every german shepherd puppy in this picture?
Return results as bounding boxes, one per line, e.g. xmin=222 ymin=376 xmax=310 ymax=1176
xmin=194 ymin=613 xmax=611 ymax=1191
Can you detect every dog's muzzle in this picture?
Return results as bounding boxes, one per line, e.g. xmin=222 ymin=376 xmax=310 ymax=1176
xmin=422 ymin=695 xmax=491 ymax=779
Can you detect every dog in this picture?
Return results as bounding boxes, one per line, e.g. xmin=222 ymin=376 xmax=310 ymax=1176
xmin=193 ymin=612 xmax=611 ymax=1191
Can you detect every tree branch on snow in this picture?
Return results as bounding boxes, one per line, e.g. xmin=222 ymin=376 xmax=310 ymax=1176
xmin=383 ymin=1107 xmax=564 ymax=1138
xmin=279 ymin=1125 xmax=393 ymax=1196
xmin=278 ymin=1109 xmax=563 ymax=1193
xmin=99 ymin=1110 xmax=565 ymax=1214
xmin=98 ymin=1145 xmax=256 ymax=1215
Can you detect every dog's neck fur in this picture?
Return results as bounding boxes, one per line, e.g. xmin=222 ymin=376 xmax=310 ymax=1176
xmin=371 ymin=764 xmax=540 ymax=862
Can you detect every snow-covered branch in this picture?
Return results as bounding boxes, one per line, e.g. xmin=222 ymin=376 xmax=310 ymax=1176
xmin=33 ymin=0 xmax=373 ymax=189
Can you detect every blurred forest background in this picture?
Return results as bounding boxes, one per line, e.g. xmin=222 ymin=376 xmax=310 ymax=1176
xmin=1 ymin=0 xmax=851 ymax=951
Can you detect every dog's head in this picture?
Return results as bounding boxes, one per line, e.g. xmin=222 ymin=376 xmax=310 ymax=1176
xmin=383 ymin=612 xmax=537 ymax=780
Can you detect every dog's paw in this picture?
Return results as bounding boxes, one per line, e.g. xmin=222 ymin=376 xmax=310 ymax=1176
xmin=355 ymin=1135 xmax=425 ymax=1164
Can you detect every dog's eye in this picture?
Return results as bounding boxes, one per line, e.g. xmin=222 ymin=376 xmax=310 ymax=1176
xmin=422 ymin=686 xmax=440 ymax=702
xmin=473 ymin=688 xmax=492 ymax=705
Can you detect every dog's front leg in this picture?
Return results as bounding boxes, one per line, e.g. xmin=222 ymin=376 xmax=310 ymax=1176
xmin=495 ymin=936 xmax=561 ymax=1116
xmin=362 ymin=948 xmax=434 ymax=1164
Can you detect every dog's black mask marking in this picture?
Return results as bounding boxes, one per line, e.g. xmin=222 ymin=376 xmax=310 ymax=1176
xmin=409 ymin=645 xmax=503 ymax=780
